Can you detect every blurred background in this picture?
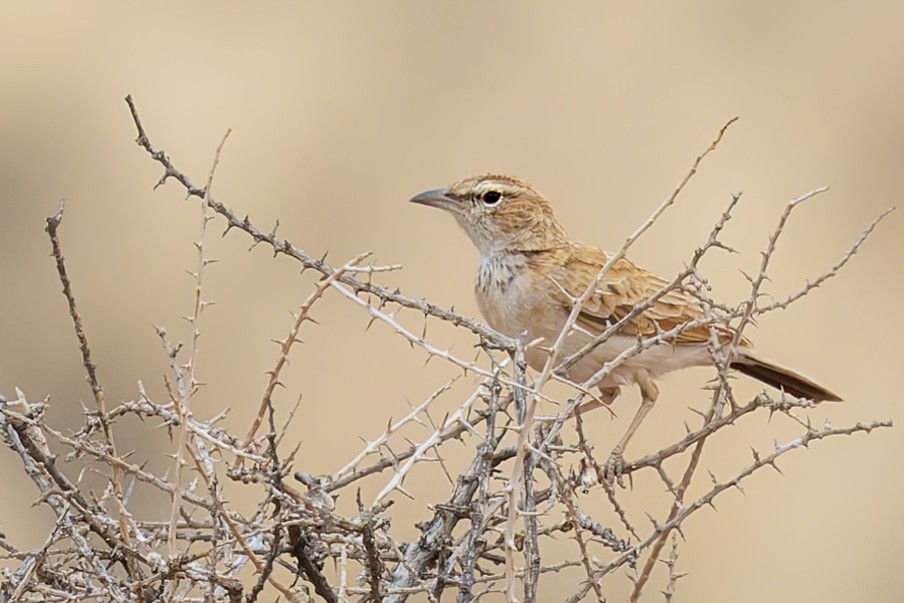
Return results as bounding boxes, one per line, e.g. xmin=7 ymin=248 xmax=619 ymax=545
xmin=1 ymin=2 xmax=902 ymax=601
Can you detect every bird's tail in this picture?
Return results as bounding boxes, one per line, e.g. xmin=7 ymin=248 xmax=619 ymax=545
xmin=730 ymin=350 xmax=842 ymax=402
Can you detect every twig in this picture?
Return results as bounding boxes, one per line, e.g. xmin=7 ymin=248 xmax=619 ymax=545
xmin=124 ymin=94 xmax=517 ymax=352
xmin=759 ymin=207 xmax=894 ymax=313
xmin=45 ymin=203 xmax=140 ymax=589
xmin=239 ymin=251 xmax=372 ymax=455
xmin=169 ymin=127 xmax=231 ymax=558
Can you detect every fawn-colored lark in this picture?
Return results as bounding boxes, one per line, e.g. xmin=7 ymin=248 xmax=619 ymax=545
xmin=411 ymin=173 xmax=840 ymax=480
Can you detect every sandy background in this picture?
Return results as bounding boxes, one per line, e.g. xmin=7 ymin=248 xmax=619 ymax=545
xmin=1 ymin=2 xmax=902 ymax=601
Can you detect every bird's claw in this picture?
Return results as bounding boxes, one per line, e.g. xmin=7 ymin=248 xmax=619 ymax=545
xmin=534 ymin=419 xmax=563 ymax=447
xmin=604 ymin=447 xmax=626 ymax=488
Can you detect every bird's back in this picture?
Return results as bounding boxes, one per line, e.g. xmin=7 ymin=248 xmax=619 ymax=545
xmin=530 ymin=242 xmax=743 ymax=347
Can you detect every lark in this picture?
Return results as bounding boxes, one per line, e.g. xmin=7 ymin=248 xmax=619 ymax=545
xmin=411 ymin=174 xmax=840 ymax=479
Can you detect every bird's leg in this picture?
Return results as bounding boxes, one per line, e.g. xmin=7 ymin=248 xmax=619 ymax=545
xmin=537 ymin=386 xmax=619 ymax=449
xmin=605 ymin=371 xmax=659 ymax=487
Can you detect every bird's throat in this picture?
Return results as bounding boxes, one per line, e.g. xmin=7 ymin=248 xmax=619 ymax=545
xmin=476 ymin=252 xmax=528 ymax=295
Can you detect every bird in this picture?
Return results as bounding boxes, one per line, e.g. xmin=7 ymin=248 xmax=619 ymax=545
xmin=410 ymin=173 xmax=841 ymax=481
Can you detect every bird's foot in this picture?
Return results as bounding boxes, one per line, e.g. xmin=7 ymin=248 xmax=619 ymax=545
xmin=603 ymin=446 xmax=626 ymax=488
xmin=534 ymin=419 xmax=563 ymax=448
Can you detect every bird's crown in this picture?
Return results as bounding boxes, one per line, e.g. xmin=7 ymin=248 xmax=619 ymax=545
xmin=446 ymin=174 xmax=539 ymax=204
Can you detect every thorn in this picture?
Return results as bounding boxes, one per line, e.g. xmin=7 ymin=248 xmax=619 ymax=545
xmin=394 ymin=485 xmax=415 ymax=500
xmin=153 ymin=171 xmax=170 ymax=190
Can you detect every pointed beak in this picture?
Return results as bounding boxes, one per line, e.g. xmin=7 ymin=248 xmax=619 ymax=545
xmin=409 ymin=188 xmax=462 ymax=213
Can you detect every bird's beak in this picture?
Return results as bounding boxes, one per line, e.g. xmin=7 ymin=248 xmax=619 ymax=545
xmin=409 ymin=188 xmax=462 ymax=214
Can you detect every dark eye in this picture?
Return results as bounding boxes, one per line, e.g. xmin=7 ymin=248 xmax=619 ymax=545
xmin=481 ymin=190 xmax=502 ymax=206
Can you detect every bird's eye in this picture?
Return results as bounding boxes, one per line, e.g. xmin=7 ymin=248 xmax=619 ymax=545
xmin=481 ymin=190 xmax=502 ymax=206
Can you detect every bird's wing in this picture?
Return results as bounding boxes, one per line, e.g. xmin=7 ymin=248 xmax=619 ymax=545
xmin=549 ymin=243 xmax=736 ymax=345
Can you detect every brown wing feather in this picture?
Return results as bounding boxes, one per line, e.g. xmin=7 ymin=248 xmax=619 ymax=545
xmin=549 ymin=244 xmax=736 ymax=345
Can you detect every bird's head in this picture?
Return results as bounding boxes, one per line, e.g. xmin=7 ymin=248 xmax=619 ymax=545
xmin=410 ymin=174 xmax=568 ymax=256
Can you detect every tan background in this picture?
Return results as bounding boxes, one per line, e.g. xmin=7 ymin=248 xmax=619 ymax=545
xmin=1 ymin=2 xmax=902 ymax=601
